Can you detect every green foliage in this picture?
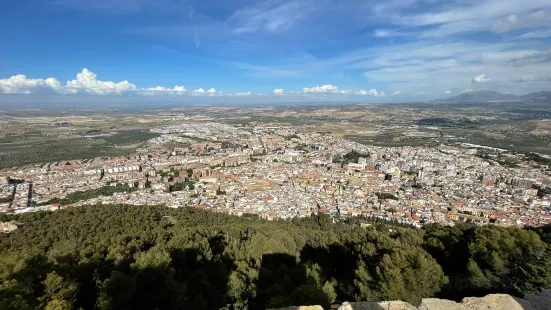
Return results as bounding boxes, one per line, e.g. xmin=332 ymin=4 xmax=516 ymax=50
xmin=527 ymin=224 xmax=551 ymax=244
xmin=169 ymin=181 xmax=195 ymax=193
xmin=0 ymin=196 xmax=13 ymax=204
xmin=526 ymin=153 xmax=551 ymax=165
xmin=39 ymin=272 xmax=78 ymax=309
xmin=343 ymin=150 xmax=365 ymax=162
xmin=376 ymin=192 xmax=398 ymax=200
xmin=0 ymin=206 xmax=549 ymax=309
xmin=422 ymin=223 xmax=551 ymax=300
xmin=496 ymin=157 xmax=518 ymax=167
xmin=466 ymin=226 xmax=551 ymax=295
xmin=334 ymin=150 xmax=369 ymax=164
xmin=38 ymin=184 xmax=138 ymax=206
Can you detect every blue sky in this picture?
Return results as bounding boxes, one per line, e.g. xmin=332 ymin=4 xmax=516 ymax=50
xmin=1 ymin=0 xmax=551 ymax=102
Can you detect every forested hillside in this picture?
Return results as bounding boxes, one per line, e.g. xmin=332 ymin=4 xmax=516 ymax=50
xmin=1 ymin=205 xmax=550 ymax=310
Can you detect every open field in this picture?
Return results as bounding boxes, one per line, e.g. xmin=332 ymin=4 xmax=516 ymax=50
xmin=0 ymin=130 xmax=159 ymax=169
xmin=1 ymin=101 xmax=551 ymax=168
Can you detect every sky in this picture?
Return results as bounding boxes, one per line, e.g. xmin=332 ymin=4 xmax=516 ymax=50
xmin=1 ymin=0 xmax=551 ymax=104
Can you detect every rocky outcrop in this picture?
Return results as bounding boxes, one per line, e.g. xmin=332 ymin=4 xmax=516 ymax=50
xmin=267 ymin=306 xmax=324 ymax=310
xmin=420 ymin=294 xmax=534 ymax=310
xmin=0 ymin=222 xmax=18 ymax=233
xmin=271 ymin=290 xmax=551 ymax=310
xmin=339 ymin=301 xmax=417 ymax=310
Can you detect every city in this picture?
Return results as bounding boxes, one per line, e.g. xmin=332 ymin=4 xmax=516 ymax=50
xmin=2 ymin=121 xmax=550 ymax=231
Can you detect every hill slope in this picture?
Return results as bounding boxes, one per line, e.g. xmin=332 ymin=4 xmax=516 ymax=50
xmin=520 ymin=91 xmax=551 ymax=103
xmin=444 ymin=90 xmax=519 ymax=103
xmin=0 ymin=204 xmax=550 ymax=310
xmin=434 ymin=90 xmax=551 ymax=104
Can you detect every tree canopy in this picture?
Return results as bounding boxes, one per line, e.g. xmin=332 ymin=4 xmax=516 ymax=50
xmin=0 ymin=205 xmax=550 ymax=310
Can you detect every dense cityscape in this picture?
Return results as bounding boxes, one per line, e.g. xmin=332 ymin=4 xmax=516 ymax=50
xmin=2 ymin=121 xmax=550 ymax=233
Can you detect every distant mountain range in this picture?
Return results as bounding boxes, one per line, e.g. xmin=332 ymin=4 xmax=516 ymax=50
xmin=435 ymin=90 xmax=551 ymax=103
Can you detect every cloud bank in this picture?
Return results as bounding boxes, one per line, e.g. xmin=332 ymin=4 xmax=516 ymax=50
xmin=357 ymin=89 xmax=385 ymax=97
xmin=0 ymin=69 xmax=220 ymax=96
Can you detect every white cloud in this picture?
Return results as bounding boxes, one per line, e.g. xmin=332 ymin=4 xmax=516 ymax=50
xmin=369 ymin=1 xmax=551 ymax=41
xmin=492 ymin=9 xmax=551 ymax=33
xmin=146 ymin=85 xmax=187 ymax=93
xmin=228 ymin=0 xmax=320 ymax=33
xmin=193 ymin=88 xmax=218 ymax=96
xmin=0 ymin=75 xmax=67 ymax=94
xmin=107 ymin=0 xmax=551 ymax=98
xmin=471 ymin=74 xmax=491 ymax=84
xmin=395 ymin=1 xmax=549 ymax=30
xmin=516 ymin=28 xmax=551 ymax=39
xmin=374 ymin=29 xmax=392 ymax=37
xmin=0 ymin=69 xmax=229 ymax=97
xmin=357 ymin=89 xmax=383 ymax=96
xmin=515 ymin=75 xmax=536 ymax=82
xmin=273 ymin=88 xmax=284 ymax=95
xmin=303 ymin=84 xmax=339 ymax=94
xmin=353 ymin=40 xmax=551 ymax=94
xmin=392 ymin=91 xmax=401 ymax=96
xmin=235 ymin=92 xmax=252 ymax=96
xmin=445 ymin=90 xmax=451 ymax=94
xmin=0 ymin=69 xmax=139 ymax=95
xmin=66 ymin=68 xmax=137 ymax=95
xmin=505 ymin=51 xmax=551 ymax=67
xmin=515 ymin=75 xmax=551 ymax=82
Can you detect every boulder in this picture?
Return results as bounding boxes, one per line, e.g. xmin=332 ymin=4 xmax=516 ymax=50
xmin=524 ymin=290 xmax=551 ymax=310
xmin=338 ymin=301 xmax=417 ymax=310
xmin=268 ymin=306 xmax=324 ymax=310
xmin=537 ymin=289 xmax=551 ymax=299
xmin=461 ymin=294 xmax=535 ymax=310
xmin=273 ymin=291 xmax=551 ymax=310
xmin=418 ymin=298 xmax=469 ymax=310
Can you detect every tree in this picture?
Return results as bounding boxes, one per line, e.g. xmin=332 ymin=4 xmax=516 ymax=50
xmin=375 ymin=249 xmax=447 ymax=305
xmin=466 ymin=226 xmax=551 ymax=296
xmin=38 ymin=272 xmax=78 ymax=309
xmin=96 ymin=272 xmax=135 ymax=310
xmin=354 ymin=260 xmax=376 ymax=301
xmin=0 ymin=204 xmax=548 ymax=309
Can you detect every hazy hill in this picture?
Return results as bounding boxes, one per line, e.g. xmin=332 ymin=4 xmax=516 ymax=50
xmin=433 ymin=90 xmax=551 ymax=104
xmin=520 ymin=91 xmax=551 ymax=103
xmin=443 ymin=90 xmax=519 ymax=103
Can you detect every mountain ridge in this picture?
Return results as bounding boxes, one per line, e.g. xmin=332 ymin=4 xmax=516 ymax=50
xmin=434 ymin=90 xmax=551 ymax=103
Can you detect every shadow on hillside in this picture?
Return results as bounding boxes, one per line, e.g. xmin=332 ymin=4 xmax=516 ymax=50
xmin=3 ymin=245 xmax=235 ymax=310
xmin=254 ymin=253 xmax=331 ymax=310
xmin=300 ymin=243 xmax=358 ymax=302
